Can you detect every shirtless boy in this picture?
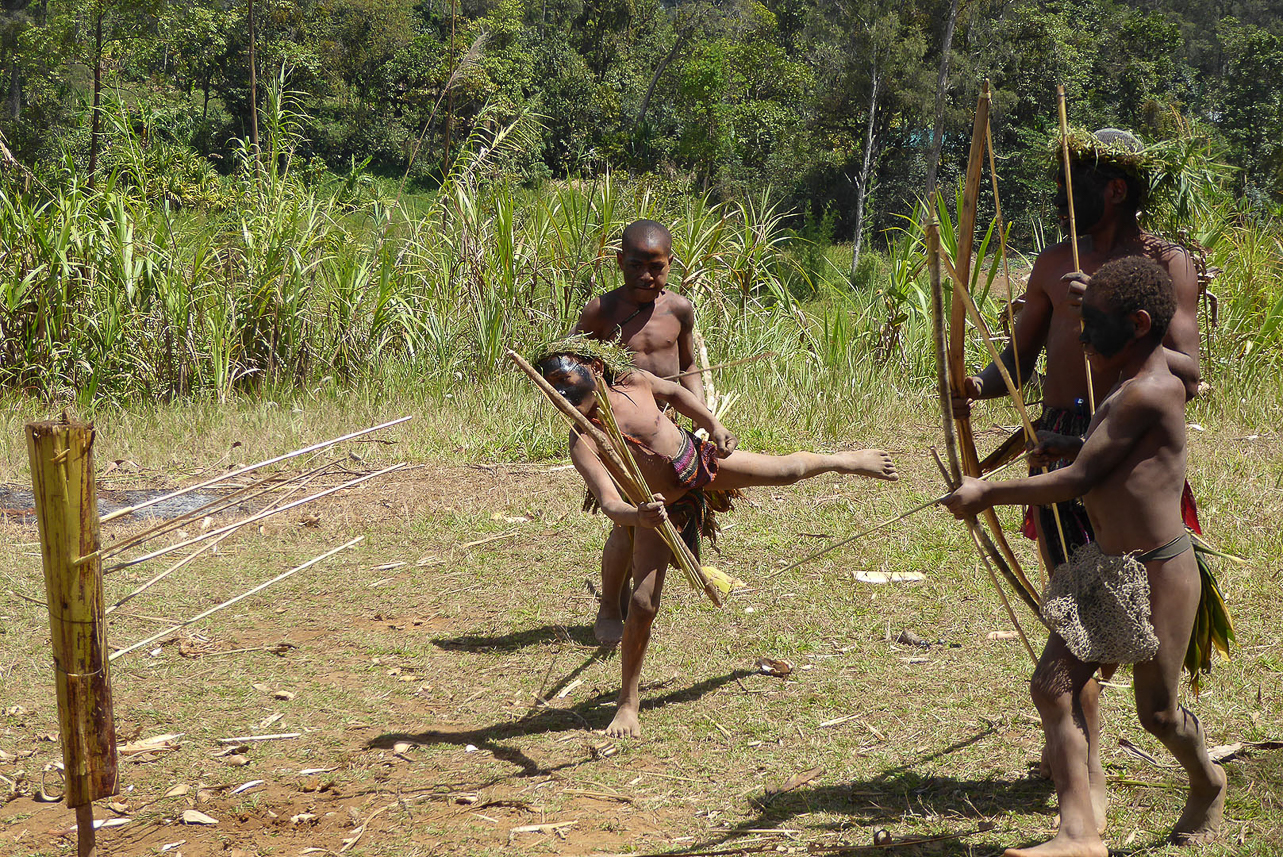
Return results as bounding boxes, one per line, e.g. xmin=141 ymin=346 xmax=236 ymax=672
xmin=574 ymin=219 xmax=703 ymax=645
xmin=953 ymin=129 xmax=1204 ymax=779
xmin=945 ymin=257 xmax=1225 ymax=856
xmin=536 ymin=340 xmax=897 ymax=738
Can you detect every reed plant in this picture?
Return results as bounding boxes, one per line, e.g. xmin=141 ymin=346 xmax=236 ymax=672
xmin=2 ymin=81 xmax=1280 ymax=419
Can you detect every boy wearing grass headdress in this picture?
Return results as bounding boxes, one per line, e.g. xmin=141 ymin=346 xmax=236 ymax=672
xmin=574 ymin=219 xmax=705 ymax=646
xmin=534 ymin=338 xmax=897 ymax=738
xmin=945 ymin=256 xmax=1225 ymax=856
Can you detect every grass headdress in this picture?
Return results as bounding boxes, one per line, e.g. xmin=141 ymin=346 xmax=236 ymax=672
xmin=529 ymin=334 xmax=635 ymax=381
xmin=1050 ymin=125 xmax=1231 ymax=223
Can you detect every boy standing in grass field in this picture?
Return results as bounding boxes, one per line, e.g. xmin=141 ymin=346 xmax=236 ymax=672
xmin=574 ymin=219 xmax=704 ymax=645
xmin=945 ymin=257 xmax=1224 ymax=856
xmin=535 ymin=339 xmax=897 ymax=737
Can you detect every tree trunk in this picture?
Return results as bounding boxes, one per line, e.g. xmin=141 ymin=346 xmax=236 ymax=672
xmin=247 ymin=0 xmax=260 ymax=169
xmin=443 ymin=0 xmax=457 ymax=169
xmin=87 ymin=4 xmax=103 ymax=190
xmin=7 ymin=60 xmax=20 ymax=121
xmin=924 ymin=0 xmax=961 ymax=202
xmin=850 ymin=60 xmax=882 ymax=282
xmin=636 ymin=33 xmax=687 ymax=128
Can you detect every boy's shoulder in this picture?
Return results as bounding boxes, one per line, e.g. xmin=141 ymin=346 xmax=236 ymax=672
xmin=1113 ymin=368 xmax=1185 ymax=419
xmin=656 ymin=289 xmax=695 ymax=318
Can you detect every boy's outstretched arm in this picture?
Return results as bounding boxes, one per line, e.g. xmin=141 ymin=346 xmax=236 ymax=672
xmin=642 ymin=370 xmax=736 ymax=456
xmin=568 ymin=430 xmax=667 ymax=528
xmin=946 ymin=381 xmax=1164 ymax=516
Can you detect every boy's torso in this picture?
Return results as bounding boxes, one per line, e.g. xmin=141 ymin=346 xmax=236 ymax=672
xmin=604 ymin=375 xmax=690 ymax=499
xmin=586 ymin=290 xmax=686 ymax=378
xmin=1081 ymin=370 xmax=1188 ymax=557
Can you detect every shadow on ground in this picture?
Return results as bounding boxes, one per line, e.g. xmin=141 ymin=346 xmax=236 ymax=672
xmin=367 ymin=661 xmax=754 ymax=780
xmin=431 ymin=622 xmax=599 ymax=652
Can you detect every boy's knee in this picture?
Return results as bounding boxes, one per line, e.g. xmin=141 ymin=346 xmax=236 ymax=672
xmin=628 ymin=588 xmax=660 ymax=621
xmin=1137 ymin=705 xmax=1181 ymax=739
xmin=1029 ymin=669 xmax=1074 ymax=714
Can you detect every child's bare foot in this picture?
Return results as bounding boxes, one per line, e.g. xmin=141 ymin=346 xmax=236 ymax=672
xmin=838 ymin=450 xmax=898 ymax=481
xmin=594 ymin=605 xmax=624 ymax=646
xmin=605 ymin=703 xmax=641 ymax=738
xmin=1002 ymin=832 xmax=1108 ymax=857
xmin=1169 ymin=763 xmax=1226 ymax=845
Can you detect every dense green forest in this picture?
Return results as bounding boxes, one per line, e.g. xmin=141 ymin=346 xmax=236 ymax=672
xmin=2 ymin=0 xmax=1282 ymax=406
xmin=3 ymin=0 xmax=1282 ymax=236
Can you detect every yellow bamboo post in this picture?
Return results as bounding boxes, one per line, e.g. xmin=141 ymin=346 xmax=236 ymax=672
xmin=26 ymin=418 xmax=117 ymax=857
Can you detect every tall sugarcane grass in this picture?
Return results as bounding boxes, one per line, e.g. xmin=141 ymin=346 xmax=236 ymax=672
xmin=0 ymin=85 xmax=817 ymax=404
xmin=2 ymin=79 xmax=1280 ymax=417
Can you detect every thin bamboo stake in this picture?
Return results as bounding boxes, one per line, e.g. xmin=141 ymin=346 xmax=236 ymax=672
xmin=1057 ymin=84 xmax=1095 ymax=413
xmin=105 ymin=461 xmax=338 ymax=614
xmin=691 ymin=326 xmax=717 ymax=412
xmin=99 ymin=416 xmax=411 ymax=524
xmin=102 ymin=465 xmax=402 ymax=575
xmin=99 ymin=459 xmax=339 ymax=562
xmin=26 ymin=418 xmax=117 ymax=853
xmin=109 ymin=537 xmax=363 ymax=661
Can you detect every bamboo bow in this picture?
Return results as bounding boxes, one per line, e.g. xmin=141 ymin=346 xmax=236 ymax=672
xmin=945 ymin=86 xmax=1043 ymax=613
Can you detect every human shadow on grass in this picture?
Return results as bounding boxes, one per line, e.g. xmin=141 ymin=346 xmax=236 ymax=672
xmin=669 ymin=725 xmax=1056 ymax=855
xmin=432 ymin=622 xmax=599 ymax=652
xmin=367 ymin=659 xmax=755 ymax=781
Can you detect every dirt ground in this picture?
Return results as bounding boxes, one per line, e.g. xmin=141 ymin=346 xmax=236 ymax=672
xmin=1 ymin=439 xmax=1281 ymax=856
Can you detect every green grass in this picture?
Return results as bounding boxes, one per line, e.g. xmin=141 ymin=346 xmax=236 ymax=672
xmin=1 ymin=371 xmax=1280 ymax=856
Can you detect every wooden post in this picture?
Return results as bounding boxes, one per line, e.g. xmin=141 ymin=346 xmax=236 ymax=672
xmin=26 ymin=419 xmax=117 ymax=856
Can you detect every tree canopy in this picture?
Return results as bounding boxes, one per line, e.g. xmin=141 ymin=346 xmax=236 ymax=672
xmin=3 ymin=0 xmax=1280 ymax=242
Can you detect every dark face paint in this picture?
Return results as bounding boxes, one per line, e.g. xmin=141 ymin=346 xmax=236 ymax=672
xmin=1080 ymin=304 xmax=1135 ymax=357
xmin=1055 ymin=166 xmax=1106 ymax=234
xmin=537 ymin=355 xmax=597 ymax=406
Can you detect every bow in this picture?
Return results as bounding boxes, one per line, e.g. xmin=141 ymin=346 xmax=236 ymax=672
xmin=929 ymin=215 xmax=1041 ymax=665
xmin=945 ymin=86 xmax=1043 ymax=614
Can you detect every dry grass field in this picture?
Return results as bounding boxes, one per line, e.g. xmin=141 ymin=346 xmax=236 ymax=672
xmin=0 ymin=388 xmax=1280 ymax=856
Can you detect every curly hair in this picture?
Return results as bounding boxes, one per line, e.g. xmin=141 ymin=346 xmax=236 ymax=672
xmin=1089 ymin=256 xmax=1176 ymax=340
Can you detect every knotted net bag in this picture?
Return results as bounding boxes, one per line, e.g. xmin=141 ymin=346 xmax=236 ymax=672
xmin=1042 ymin=542 xmax=1160 ymax=664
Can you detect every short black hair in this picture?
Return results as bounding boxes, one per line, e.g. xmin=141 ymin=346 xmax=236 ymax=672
xmin=621 ymin=219 xmax=672 ymax=252
xmin=1089 ymin=256 xmax=1175 ymax=340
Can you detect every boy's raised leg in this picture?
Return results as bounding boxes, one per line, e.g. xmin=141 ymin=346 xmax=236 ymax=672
xmin=606 ymin=527 xmax=669 ymax=739
xmin=711 ymin=449 xmax=897 ymax=491
xmin=595 ymin=525 xmax=632 ymax=645
xmin=1134 ymin=555 xmax=1226 ymax=844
